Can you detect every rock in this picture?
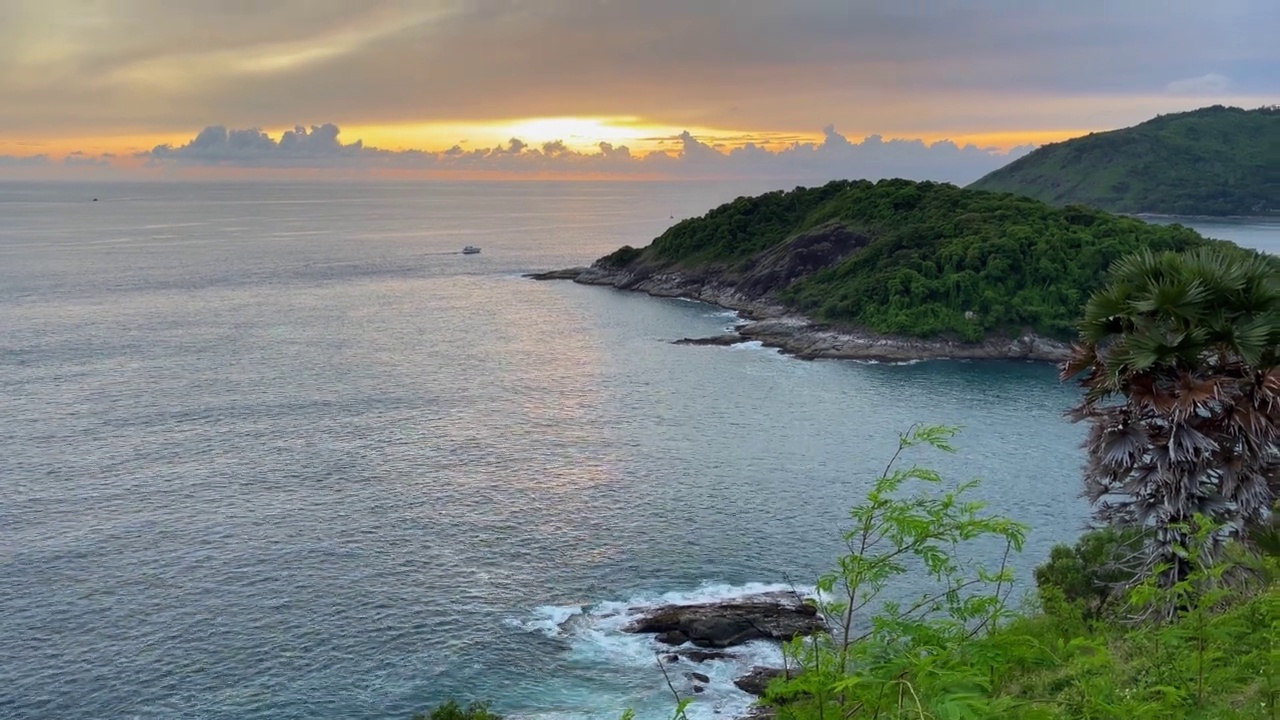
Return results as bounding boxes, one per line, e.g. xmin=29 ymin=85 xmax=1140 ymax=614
xmin=524 ymin=267 xmax=587 ymax=280
xmin=678 ymin=649 xmax=732 ymax=663
xmin=734 ymin=222 xmax=872 ymax=298
xmin=734 ymin=666 xmax=800 ymax=697
xmin=672 ymin=334 xmax=744 ymax=346
xmin=663 ymin=654 xmax=680 ymax=664
xmin=623 ymin=591 xmax=825 ymax=649
xmin=655 ymin=630 xmax=689 ymax=646
xmin=733 ymin=315 xmax=1071 ymax=363
xmin=689 ymin=672 xmax=711 ymax=684
xmin=693 ymin=685 xmax=705 ymax=694
xmin=686 ymin=616 xmax=753 ymax=648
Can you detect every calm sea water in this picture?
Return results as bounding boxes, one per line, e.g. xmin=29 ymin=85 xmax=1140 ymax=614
xmin=1 ymin=182 xmax=1273 ymax=720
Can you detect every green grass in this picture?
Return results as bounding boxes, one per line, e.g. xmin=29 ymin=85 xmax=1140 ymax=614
xmin=977 ymin=582 xmax=1278 ymax=719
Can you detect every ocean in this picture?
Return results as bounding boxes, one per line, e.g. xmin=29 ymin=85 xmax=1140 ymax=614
xmin=1 ymin=181 xmax=1275 ymax=720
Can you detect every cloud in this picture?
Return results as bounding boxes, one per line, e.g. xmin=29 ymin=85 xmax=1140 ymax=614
xmin=63 ymin=151 xmax=112 ymax=168
xmin=137 ymin=122 xmax=1032 ymax=184
xmin=1 ymin=1 xmax=1276 ymax=139
xmin=145 ymin=124 xmax=364 ymax=166
xmin=0 ymin=154 xmax=49 ymax=167
xmin=1166 ymin=73 xmax=1231 ymax=94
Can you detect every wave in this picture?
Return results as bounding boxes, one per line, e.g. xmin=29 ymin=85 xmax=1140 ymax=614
xmin=507 ymin=582 xmax=813 ymax=720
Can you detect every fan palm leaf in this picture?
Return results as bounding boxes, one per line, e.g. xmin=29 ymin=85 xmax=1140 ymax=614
xmin=1064 ymin=246 xmax=1279 ymax=585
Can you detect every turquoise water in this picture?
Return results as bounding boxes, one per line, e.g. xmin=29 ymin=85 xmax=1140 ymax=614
xmin=1 ymin=183 xmax=1272 ymax=719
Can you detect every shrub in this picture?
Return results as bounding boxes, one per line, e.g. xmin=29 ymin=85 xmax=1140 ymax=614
xmin=1034 ymin=527 xmax=1145 ymax=620
xmin=598 ymin=244 xmax=643 ymax=268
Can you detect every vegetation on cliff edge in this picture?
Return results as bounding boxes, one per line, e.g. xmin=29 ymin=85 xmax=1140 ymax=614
xmin=968 ymin=105 xmax=1280 ymax=216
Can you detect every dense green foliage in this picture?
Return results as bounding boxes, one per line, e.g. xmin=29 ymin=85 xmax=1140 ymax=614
xmin=1033 ymin=527 xmax=1143 ymax=620
xmin=600 ymin=244 xmax=644 ymax=268
xmin=631 ymin=178 xmax=1214 ymax=340
xmin=969 ymin=105 xmax=1280 ymax=216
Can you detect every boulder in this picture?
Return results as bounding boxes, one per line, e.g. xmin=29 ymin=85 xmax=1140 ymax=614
xmin=623 ymin=591 xmax=825 ymax=648
xmin=734 ymin=666 xmax=800 ymax=697
xmin=655 ymin=630 xmax=689 ymax=646
xmin=688 ymin=671 xmax=711 ymax=684
xmin=678 ymin=649 xmax=732 ymax=663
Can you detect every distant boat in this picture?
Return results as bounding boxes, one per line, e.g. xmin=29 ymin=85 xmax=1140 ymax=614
xmin=462 ymin=246 xmax=481 ymax=255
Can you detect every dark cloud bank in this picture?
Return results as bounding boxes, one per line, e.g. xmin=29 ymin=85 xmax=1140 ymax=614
xmin=137 ymin=123 xmax=1033 ymax=184
xmin=4 ymin=0 xmax=1274 ymax=138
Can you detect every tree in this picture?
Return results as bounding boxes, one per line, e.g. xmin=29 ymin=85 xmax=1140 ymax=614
xmin=1061 ymin=247 xmax=1280 ymax=584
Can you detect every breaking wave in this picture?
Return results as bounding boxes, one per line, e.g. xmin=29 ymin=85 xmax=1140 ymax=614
xmin=506 ymin=582 xmax=814 ymax=720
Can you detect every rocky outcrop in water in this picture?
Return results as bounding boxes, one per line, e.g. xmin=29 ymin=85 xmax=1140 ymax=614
xmin=615 ymin=592 xmax=821 ymax=719
xmin=673 ymin=335 xmax=744 ymax=347
xmin=524 ymin=267 xmax=589 ymax=280
xmin=732 ymin=316 xmax=1070 ymax=363
xmin=623 ymin=590 xmax=826 ymax=648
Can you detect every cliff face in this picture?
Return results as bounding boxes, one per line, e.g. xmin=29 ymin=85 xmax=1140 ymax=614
xmin=588 ymin=221 xmax=870 ymax=310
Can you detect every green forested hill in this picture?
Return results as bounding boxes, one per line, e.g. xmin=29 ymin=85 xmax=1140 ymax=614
xmin=600 ymin=179 xmax=1252 ymax=341
xmin=968 ymin=105 xmax=1280 ymax=216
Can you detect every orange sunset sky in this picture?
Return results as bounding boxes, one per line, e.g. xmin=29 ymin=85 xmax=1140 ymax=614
xmin=1 ymin=1 xmax=1275 ymax=180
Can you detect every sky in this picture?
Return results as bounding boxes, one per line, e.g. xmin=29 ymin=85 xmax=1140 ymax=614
xmin=0 ymin=0 xmax=1276 ymax=181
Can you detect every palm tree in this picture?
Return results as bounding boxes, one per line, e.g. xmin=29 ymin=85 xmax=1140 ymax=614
xmin=1061 ymin=246 xmax=1280 ymax=584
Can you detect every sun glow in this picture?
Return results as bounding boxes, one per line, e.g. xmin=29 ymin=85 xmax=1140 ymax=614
xmin=344 ymin=116 xmax=817 ymax=155
xmin=339 ymin=118 xmax=1082 ymax=156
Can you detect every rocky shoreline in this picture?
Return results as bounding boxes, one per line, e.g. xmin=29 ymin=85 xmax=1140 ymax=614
xmin=527 ymin=266 xmax=1071 ymax=364
xmin=608 ymin=590 xmax=822 ymax=717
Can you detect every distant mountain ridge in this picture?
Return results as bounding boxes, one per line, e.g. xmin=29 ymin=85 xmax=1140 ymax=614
xmin=969 ymin=105 xmax=1280 ymax=216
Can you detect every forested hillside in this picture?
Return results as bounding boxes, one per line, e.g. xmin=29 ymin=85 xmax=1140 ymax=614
xmin=602 ymin=179 xmax=1231 ymax=341
xmin=969 ymin=105 xmax=1280 ymax=216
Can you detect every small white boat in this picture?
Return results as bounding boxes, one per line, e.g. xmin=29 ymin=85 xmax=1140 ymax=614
xmin=462 ymin=246 xmax=481 ymax=254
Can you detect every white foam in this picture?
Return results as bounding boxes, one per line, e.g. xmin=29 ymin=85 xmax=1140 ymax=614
xmin=850 ymin=357 xmax=925 ymax=366
xmin=728 ymin=340 xmax=767 ymax=351
xmin=509 ymin=582 xmax=815 ymax=720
